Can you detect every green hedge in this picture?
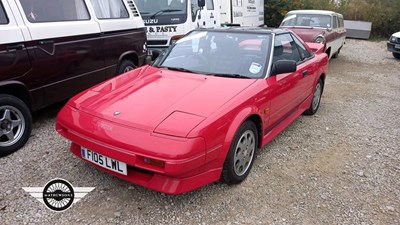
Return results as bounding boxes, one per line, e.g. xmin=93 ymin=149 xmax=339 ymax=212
xmin=264 ymin=0 xmax=400 ymax=38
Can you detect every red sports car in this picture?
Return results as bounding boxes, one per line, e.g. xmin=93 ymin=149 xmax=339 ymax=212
xmin=56 ymin=28 xmax=328 ymax=194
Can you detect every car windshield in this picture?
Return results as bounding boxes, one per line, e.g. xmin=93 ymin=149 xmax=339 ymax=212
xmin=281 ymin=14 xmax=332 ymax=29
xmin=136 ymin=0 xmax=187 ymax=16
xmin=157 ymin=30 xmax=272 ymax=78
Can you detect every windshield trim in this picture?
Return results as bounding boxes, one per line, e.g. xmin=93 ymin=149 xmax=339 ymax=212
xmin=265 ymin=33 xmax=275 ymax=79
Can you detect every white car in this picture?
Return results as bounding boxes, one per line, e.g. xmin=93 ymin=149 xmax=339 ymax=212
xmin=387 ymin=32 xmax=400 ymax=59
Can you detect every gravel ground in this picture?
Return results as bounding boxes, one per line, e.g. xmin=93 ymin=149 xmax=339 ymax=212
xmin=0 ymin=39 xmax=399 ymax=225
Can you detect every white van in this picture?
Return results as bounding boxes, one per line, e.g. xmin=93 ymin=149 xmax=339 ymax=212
xmin=0 ymin=0 xmax=147 ymax=156
xmin=135 ymin=0 xmax=264 ymax=51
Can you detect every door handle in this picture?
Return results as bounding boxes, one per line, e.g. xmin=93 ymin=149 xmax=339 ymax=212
xmin=7 ymin=43 xmax=25 ymax=51
xmin=302 ymin=70 xmax=308 ymax=76
xmin=39 ymin=40 xmax=54 ymax=45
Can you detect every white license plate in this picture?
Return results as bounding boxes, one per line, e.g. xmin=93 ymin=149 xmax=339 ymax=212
xmin=395 ymin=44 xmax=400 ymax=49
xmin=81 ymin=147 xmax=127 ymax=175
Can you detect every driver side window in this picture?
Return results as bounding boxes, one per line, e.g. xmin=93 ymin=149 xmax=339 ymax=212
xmin=0 ymin=2 xmax=8 ymax=24
xmin=291 ymin=34 xmax=311 ymax=61
xmin=273 ymin=33 xmax=301 ymax=63
xmin=191 ymin=1 xmax=200 ymax=21
xmin=19 ymin=0 xmax=90 ymax=22
xmin=91 ymin=0 xmax=129 ymax=19
xmin=206 ymin=0 xmax=214 ymax=10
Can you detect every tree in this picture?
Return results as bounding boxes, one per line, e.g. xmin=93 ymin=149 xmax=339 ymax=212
xmin=264 ymin=0 xmax=399 ymax=37
xmin=264 ymin=0 xmax=303 ymax=27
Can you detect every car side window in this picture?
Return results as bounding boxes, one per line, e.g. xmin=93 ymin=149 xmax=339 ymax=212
xmin=339 ymin=17 xmax=344 ymax=28
xmin=206 ymin=0 xmax=214 ymax=10
xmin=332 ymin=16 xmax=338 ymax=29
xmin=273 ymin=33 xmax=301 ymax=63
xmin=291 ymin=34 xmax=312 ymax=61
xmin=19 ymin=0 xmax=90 ymax=23
xmin=91 ymin=0 xmax=129 ymax=19
xmin=0 ymin=2 xmax=8 ymax=24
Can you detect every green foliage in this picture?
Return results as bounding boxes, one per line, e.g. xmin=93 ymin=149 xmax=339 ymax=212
xmin=264 ymin=0 xmax=400 ymax=38
xmin=264 ymin=0 xmax=303 ymax=27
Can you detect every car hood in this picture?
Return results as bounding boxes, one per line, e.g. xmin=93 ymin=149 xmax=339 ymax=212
xmin=392 ymin=32 xmax=400 ymax=38
xmin=69 ymin=65 xmax=256 ymax=135
xmin=283 ymin=27 xmax=325 ymax=42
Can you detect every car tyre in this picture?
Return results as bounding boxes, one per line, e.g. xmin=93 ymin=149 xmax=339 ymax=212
xmin=303 ymin=78 xmax=323 ymax=115
xmin=393 ymin=52 xmax=400 ymax=59
xmin=0 ymin=94 xmax=32 ymax=157
xmin=222 ymin=120 xmax=258 ymax=184
xmin=117 ymin=60 xmax=136 ymax=74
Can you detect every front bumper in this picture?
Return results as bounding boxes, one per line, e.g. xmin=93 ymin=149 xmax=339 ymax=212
xmin=387 ymin=42 xmax=400 ymax=54
xmin=56 ymin=105 xmax=222 ymax=194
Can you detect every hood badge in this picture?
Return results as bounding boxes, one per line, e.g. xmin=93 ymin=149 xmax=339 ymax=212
xmin=114 ymin=111 xmax=121 ymax=116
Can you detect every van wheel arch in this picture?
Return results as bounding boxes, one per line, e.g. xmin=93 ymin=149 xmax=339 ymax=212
xmin=0 ymin=83 xmax=32 ymax=110
xmin=117 ymin=52 xmax=139 ymax=74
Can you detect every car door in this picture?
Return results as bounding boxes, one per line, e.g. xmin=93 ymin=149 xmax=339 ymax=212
xmin=204 ymin=0 xmax=217 ymax=27
xmin=198 ymin=0 xmax=217 ymax=28
xmin=290 ymin=33 xmax=316 ymax=104
xmin=331 ymin=15 xmax=340 ymax=53
xmin=337 ymin=16 xmax=346 ymax=48
xmin=0 ymin=0 xmax=31 ymax=82
xmin=266 ymin=33 xmax=303 ymax=130
xmin=323 ymin=15 xmax=337 ymax=57
xmin=15 ymin=0 xmax=104 ymax=108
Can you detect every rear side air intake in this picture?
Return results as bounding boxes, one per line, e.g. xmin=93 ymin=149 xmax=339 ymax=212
xmin=127 ymin=0 xmax=140 ymax=17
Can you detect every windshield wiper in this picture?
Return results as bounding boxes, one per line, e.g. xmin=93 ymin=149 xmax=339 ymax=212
xmin=160 ymin=66 xmax=197 ymax=74
xmin=150 ymin=9 xmax=182 ymax=19
xmin=213 ymin=73 xmax=250 ymax=79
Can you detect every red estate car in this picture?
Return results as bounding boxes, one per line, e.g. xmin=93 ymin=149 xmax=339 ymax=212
xmin=56 ymin=28 xmax=329 ymax=194
xmin=280 ymin=10 xmax=346 ymax=59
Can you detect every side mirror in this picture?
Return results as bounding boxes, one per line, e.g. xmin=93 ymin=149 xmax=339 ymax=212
xmin=198 ymin=0 xmax=205 ymax=8
xmin=271 ymin=60 xmax=297 ymax=76
xmin=148 ymin=49 xmax=166 ymax=65
xmin=327 ymin=27 xmax=332 ymax=32
xmin=150 ymin=49 xmax=163 ymax=61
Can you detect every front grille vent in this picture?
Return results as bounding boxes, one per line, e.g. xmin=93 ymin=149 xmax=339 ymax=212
xmin=148 ymin=40 xmax=169 ymax=46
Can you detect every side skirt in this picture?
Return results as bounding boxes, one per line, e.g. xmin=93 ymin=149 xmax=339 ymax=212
xmin=261 ymin=95 xmax=313 ymax=147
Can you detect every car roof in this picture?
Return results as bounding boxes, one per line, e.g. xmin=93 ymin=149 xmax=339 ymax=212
xmin=193 ymin=26 xmax=289 ymax=35
xmin=287 ymin=9 xmax=343 ymax=16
